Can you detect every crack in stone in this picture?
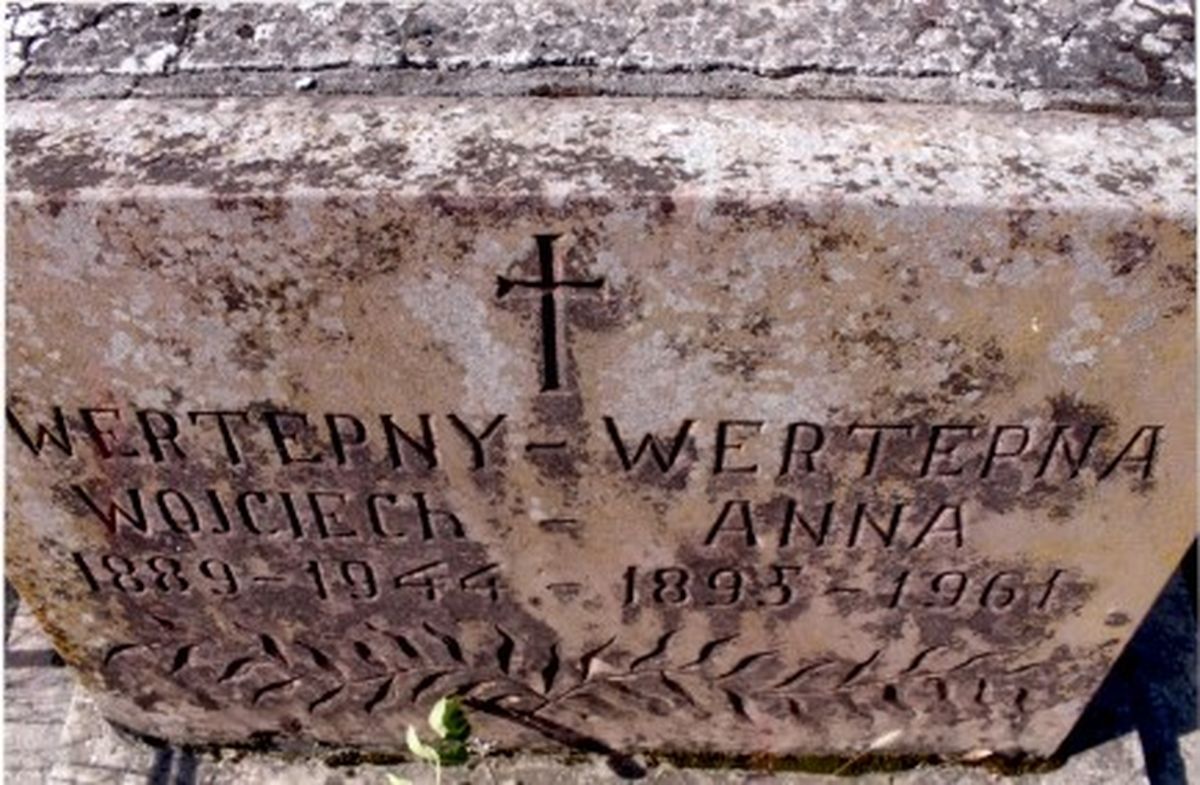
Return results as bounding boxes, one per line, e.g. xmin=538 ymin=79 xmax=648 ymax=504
xmin=161 ymin=6 xmax=201 ymax=76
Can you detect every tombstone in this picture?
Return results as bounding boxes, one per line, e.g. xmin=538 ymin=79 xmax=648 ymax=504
xmin=6 ymin=2 xmax=1196 ymax=762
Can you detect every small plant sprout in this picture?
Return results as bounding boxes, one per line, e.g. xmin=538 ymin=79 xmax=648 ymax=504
xmin=393 ymin=697 xmax=472 ymax=785
xmin=832 ymin=728 xmax=904 ymax=775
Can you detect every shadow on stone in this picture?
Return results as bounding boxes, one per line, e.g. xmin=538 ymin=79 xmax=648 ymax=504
xmin=464 ymin=699 xmax=647 ymax=779
xmin=145 ymin=744 xmax=200 ymax=785
xmin=1060 ymin=540 xmax=1197 ymax=785
xmin=4 ymin=580 xmax=19 ymax=644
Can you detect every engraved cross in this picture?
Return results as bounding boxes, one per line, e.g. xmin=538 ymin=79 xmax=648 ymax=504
xmin=496 ymin=234 xmax=605 ymax=392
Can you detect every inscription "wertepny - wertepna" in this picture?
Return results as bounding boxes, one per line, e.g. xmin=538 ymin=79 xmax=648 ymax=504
xmin=7 ymin=406 xmax=1161 ymax=481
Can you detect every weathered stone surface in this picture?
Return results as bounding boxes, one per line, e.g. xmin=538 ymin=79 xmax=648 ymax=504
xmin=5 ymin=96 xmax=1195 ymax=758
xmin=5 ymin=1 xmax=1196 ymax=115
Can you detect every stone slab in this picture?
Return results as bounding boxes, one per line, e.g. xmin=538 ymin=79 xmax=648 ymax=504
xmin=5 ymin=1 xmax=1195 ymax=115
xmin=5 ymin=96 xmax=1196 ymax=758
